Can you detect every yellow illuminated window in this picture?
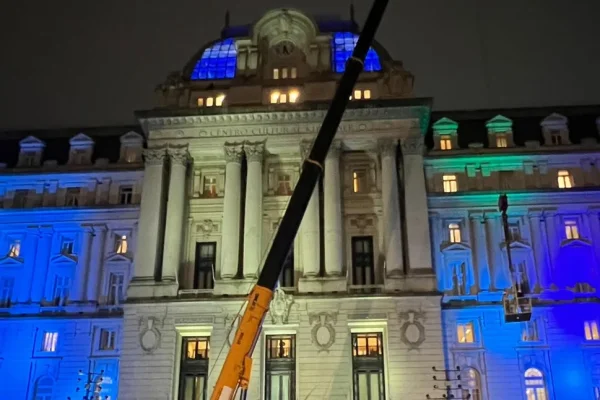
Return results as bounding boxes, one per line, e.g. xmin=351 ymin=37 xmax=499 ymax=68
xmin=352 ymin=169 xmax=367 ymax=193
xmin=215 ymin=94 xmax=225 ymax=106
xmin=449 ymin=223 xmax=461 ymax=243
xmin=353 ymin=89 xmax=362 ymax=100
xmin=564 ymin=220 xmax=579 ymax=240
xmin=273 ymin=68 xmax=279 ymax=79
xmin=440 ymin=135 xmax=452 ymax=150
xmin=270 ymin=91 xmax=280 ymax=104
xmin=496 ymin=135 xmax=508 ymax=148
xmin=457 ymin=322 xmax=474 ymax=343
xmin=585 ymin=321 xmax=600 ymax=341
xmin=185 ymin=337 xmax=210 ymax=360
xmin=443 ymin=175 xmax=458 ymax=193
xmin=363 ymin=89 xmax=371 ymax=99
xmin=557 ymin=170 xmax=573 ymax=188
xmin=206 ymin=97 xmax=214 ymax=107
xmin=291 ymin=67 xmax=297 ymax=78
xmin=289 ymin=90 xmax=299 ymax=103
xmin=280 ymin=93 xmax=287 ymax=103
xmin=197 ymin=98 xmax=204 ymax=107
xmin=281 ymin=68 xmax=288 ymax=79
xmin=8 ymin=240 xmax=20 ymax=258
xmin=114 ymin=235 xmax=128 ymax=254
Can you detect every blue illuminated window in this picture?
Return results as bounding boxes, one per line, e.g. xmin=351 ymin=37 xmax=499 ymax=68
xmin=190 ymin=39 xmax=237 ymax=80
xmin=331 ymin=32 xmax=382 ymax=73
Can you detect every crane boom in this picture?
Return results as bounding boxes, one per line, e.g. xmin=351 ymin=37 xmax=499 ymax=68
xmin=210 ymin=0 xmax=390 ymax=397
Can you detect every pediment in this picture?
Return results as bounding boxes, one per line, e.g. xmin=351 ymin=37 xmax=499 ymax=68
xmin=561 ymin=238 xmax=592 ymax=248
xmin=504 ymin=240 xmax=532 ymax=251
xmin=50 ymin=253 xmax=77 ymax=264
xmin=69 ymin=133 xmax=95 ymax=147
xmin=486 ymin=115 xmax=513 ymax=133
xmin=540 ymin=113 xmax=568 ymax=128
xmin=441 ymin=242 xmax=471 ymax=253
xmin=120 ymin=131 xmax=144 ymax=145
xmin=433 ymin=117 xmax=458 ymax=135
xmin=0 ymin=256 xmax=24 ymax=266
xmin=19 ymin=135 xmax=46 ymax=149
xmin=105 ymin=253 xmax=132 ymax=263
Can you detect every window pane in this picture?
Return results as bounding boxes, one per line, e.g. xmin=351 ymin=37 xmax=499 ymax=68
xmin=369 ymin=372 xmax=381 ymax=399
xmin=358 ymin=372 xmax=369 ymax=399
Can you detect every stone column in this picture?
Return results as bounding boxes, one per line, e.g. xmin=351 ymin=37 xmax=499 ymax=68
xmin=161 ymin=146 xmax=191 ymax=285
xmin=528 ymin=213 xmax=546 ymax=292
xmin=401 ymin=136 xmax=433 ymax=272
xmin=30 ymin=227 xmax=53 ymax=304
xmin=243 ymin=142 xmax=264 ymax=278
xmin=323 ymin=140 xmax=343 ymax=277
xmin=86 ymin=225 xmax=107 ymax=303
xmin=221 ymin=144 xmax=244 ymax=279
xmin=73 ymin=227 xmax=93 ymax=302
xmin=379 ymin=139 xmax=403 ymax=276
xmin=299 ymin=141 xmax=320 ymax=277
xmin=486 ymin=215 xmax=511 ymax=290
xmin=19 ymin=228 xmax=40 ymax=303
xmin=128 ymin=147 xmax=168 ymax=297
xmin=470 ymin=213 xmax=491 ymax=291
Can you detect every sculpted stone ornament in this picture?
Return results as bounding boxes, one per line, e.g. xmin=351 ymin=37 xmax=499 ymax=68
xmin=268 ymin=288 xmax=294 ymax=325
xmin=168 ymin=146 xmax=191 ymax=166
xmin=401 ymin=136 xmax=425 ymax=156
xmin=299 ymin=140 xmax=313 ymax=160
xmin=196 ymin=219 xmax=218 ymax=235
xmin=244 ymin=142 xmax=265 ymax=162
xmin=139 ymin=316 xmax=163 ymax=353
xmin=378 ymin=138 xmax=397 ymax=159
xmin=224 ymin=143 xmax=244 ymax=163
xmin=143 ymin=147 xmax=167 ymax=166
xmin=398 ymin=310 xmax=426 ymax=351
xmin=308 ymin=311 xmax=338 ymax=352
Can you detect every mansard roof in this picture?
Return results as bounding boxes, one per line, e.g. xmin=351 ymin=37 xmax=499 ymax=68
xmin=0 ymin=125 xmax=141 ymax=168
xmin=426 ymin=104 xmax=600 ymax=149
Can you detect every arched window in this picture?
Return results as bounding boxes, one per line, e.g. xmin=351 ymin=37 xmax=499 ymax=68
xmin=34 ymin=376 xmax=54 ymax=400
xmin=524 ymin=368 xmax=548 ymax=400
xmin=461 ymin=368 xmax=482 ymax=400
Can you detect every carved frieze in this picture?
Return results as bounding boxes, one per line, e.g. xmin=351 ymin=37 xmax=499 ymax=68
xmin=398 ymin=309 xmax=426 ymax=351
xmin=139 ymin=316 xmax=163 ymax=354
xmin=308 ymin=311 xmax=338 ymax=352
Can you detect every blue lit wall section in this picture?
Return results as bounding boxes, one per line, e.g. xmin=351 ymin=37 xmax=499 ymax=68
xmin=190 ymin=38 xmax=237 ymax=80
xmin=331 ymin=32 xmax=382 ymax=73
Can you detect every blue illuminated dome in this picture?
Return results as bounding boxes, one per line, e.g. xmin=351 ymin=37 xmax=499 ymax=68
xmin=190 ymin=38 xmax=237 ymax=80
xmin=331 ymin=32 xmax=382 ymax=73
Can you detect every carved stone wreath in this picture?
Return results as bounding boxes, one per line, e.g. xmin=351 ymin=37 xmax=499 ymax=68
xmin=308 ymin=312 xmax=337 ymax=352
xmin=398 ymin=310 xmax=426 ymax=351
xmin=139 ymin=316 xmax=162 ymax=354
xmin=268 ymin=288 xmax=294 ymax=325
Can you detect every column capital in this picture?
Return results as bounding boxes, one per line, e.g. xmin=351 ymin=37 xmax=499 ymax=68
xmin=326 ymin=139 xmax=342 ymax=159
xmin=168 ymin=146 xmax=191 ymax=166
xmin=143 ymin=147 xmax=168 ymax=166
xmin=224 ymin=143 xmax=244 ymax=164
xmin=244 ymin=142 xmax=265 ymax=162
xmin=378 ymin=138 xmax=397 ymax=159
xmin=400 ymin=136 xmax=425 ymax=155
xmin=299 ymin=140 xmax=313 ymax=160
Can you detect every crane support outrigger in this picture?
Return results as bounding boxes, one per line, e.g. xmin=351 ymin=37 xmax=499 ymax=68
xmin=209 ymin=0 xmax=390 ymax=398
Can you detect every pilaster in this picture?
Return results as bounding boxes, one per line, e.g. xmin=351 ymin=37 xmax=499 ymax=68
xmin=323 ymin=140 xmax=344 ymax=280
xmin=527 ymin=212 xmax=546 ymax=292
xmin=30 ymin=226 xmax=53 ymax=304
xmin=86 ymin=225 xmax=107 ymax=303
xmin=470 ymin=213 xmax=491 ymax=291
xmin=73 ymin=226 xmax=93 ymax=302
xmin=128 ymin=147 xmax=168 ymax=298
xmin=243 ymin=142 xmax=264 ymax=278
xmin=160 ymin=145 xmax=191 ymax=296
xmin=220 ymin=143 xmax=244 ymax=279
xmin=298 ymin=141 xmax=321 ymax=279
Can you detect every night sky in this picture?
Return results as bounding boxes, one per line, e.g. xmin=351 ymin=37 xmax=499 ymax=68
xmin=1 ymin=0 xmax=599 ymax=130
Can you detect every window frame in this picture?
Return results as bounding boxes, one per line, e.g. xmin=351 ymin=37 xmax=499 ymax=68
xmin=350 ymin=331 xmax=387 ymax=400
xmin=264 ymin=334 xmax=296 ymax=400
xmin=524 ymin=367 xmax=549 ymax=400
xmin=456 ymin=321 xmax=476 ymax=344
xmin=440 ymin=135 xmax=452 ymax=150
xmin=557 ymin=170 xmax=574 ymax=188
xmin=351 ymin=236 xmax=376 ymax=287
xmin=442 ymin=174 xmax=458 ymax=193
xmin=448 ymin=223 xmax=462 ymax=243
xmin=194 ymin=242 xmax=216 ymax=290
xmin=178 ymin=336 xmax=211 ymax=400
xmin=564 ymin=219 xmax=580 ymax=240
xmin=585 ymin=320 xmax=600 ymax=341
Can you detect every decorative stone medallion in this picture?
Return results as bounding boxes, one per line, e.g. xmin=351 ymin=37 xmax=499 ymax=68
xmin=398 ymin=310 xmax=426 ymax=351
xmin=269 ymin=288 xmax=294 ymax=325
xmin=139 ymin=316 xmax=162 ymax=354
xmin=308 ymin=312 xmax=338 ymax=352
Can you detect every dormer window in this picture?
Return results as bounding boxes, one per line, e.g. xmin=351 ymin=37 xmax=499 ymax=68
xmin=564 ymin=220 xmax=580 ymax=240
xmin=8 ymin=240 xmax=21 ymax=258
xmin=197 ymin=94 xmax=225 ymax=107
xmin=350 ymin=89 xmax=371 ymax=100
xmin=440 ymin=135 xmax=452 ymax=150
xmin=496 ymin=134 xmax=508 ymax=148
xmin=68 ymin=133 xmax=94 ymax=165
xmin=18 ymin=136 xmax=45 ymax=167
xmin=119 ymin=186 xmax=133 ymax=205
xmin=270 ymin=89 xmax=300 ymax=104
xmin=449 ymin=223 xmax=462 ymax=243
xmin=13 ymin=189 xmax=28 ymax=208
xmin=557 ymin=170 xmax=574 ymax=189
xmin=119 ymin=131 xmax=144 ymax=163
xmin=114 ymin=235 xmax=128 ymax=254
xmin=541 ymin=113 xmax=570 ymax=146
xmin=551 ymin=130 xmax=562 ymax=145
xmin=273 ymin=67 xmax=297 ymax=79
xmin=61 ymin=239 xmax=74 ymax=255
xmin=65 ymin=188 xmax=80 ymax=206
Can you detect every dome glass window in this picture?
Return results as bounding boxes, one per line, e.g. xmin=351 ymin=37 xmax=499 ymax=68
xmin=331 ymin=32 xmax=382 ymax=73
xmin=190 ymin=39 xmax=237 ymax=80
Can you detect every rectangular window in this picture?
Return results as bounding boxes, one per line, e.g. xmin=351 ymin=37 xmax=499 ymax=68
xmin=281 ymin=68 xmax=288 ymax=79
xmin=0 ymin=277 xmax=15 ymax=307
xmin=351 ymin=89 xmax=372 ymax=100
xmin=99 ymin=328 xmax=117 ymax=350
xmin=265 ymin=335 xmax=296 ymax=400
xmin=42 ymin=332 xmax=58 ymax=352
xmin=442 ymin=175 xmax=458 ymax=193
xmin=206 ymin=97 xmax=214 ymax=107
xmin=194 ymin=243 xmax=216 ymax=290
xmin=290 ymin=67 xmax=297 ymax=79
xmin=202 ymin=176 xmax=218 ymax=197
xmin=352 ymin=169 xmax=368 ymax=193
xmin=496 ymin=135 xmax=508 ymax=148
xmin=557 ymin=170 xmax=574 ymax=188
xmin=179 ymin=337 xmax=210 ymax=400
xmin=277 ymin=173 xmax=292 ymax=195
xmin=440 ymin=135 xmax=452 ymax=150
xmin=585 ymin=320 xmax=600 ymax=341
xmin=288 ymin=90 xmax=299 ymax=103
xmin=551 ymin=132 xmax=563 ymax=145
xmin=565 ymin=220 xmax=580 ymax=240
xmin=273 ymin=68 xmax=280 ymax=79
xmin=13 ymin=189 xmax=28 ymax=208
xmin=457 ymin=322 xmax=475 ymax=343
xmin=108 ymin=273 xmax=125 ymax=306
xmin=8 ymin=239 xmax=21 ymax=257
xmin=521 ymin=320 xmax=539 ymax=342
xmin=114 ymin=235 xmax=128 ymax=254
xmin=215 ymin=94 xmax=225 ymax=107
xmin=351 ymin=332 xmax=385 ymax=400
xmin=351 ymin=236 xmax=375 ymax=286
xmin=278 ymin=247 xmax=294 ymax=288
xmin=448 ymin=223 xmax=461 ymax=243
xmin=53 ymin=276 xmax=71 ymax=306
xmin=65 ymin=188 xmax=80 ymax=206
xmin=61 ymin=239 xmax=74 ymax=255
xmin=509 ymin=222 xmax=521 ymax=241
xmin=119 ymin=186 xmax=133 ymax=205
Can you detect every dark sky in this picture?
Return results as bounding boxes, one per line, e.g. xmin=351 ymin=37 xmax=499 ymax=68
xmin=1 ymin=0 xmax=599 ymax=130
